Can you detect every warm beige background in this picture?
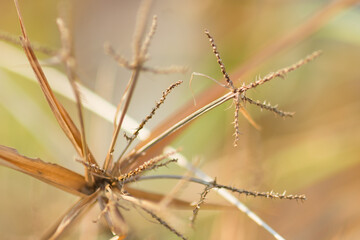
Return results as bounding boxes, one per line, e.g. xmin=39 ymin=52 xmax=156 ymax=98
xmin=0 ymin=0 xmax=359 ymax=239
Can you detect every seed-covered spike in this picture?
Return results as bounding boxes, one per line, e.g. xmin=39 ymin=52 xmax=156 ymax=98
xmin=204 ymin=29 xmax=235 ymax=90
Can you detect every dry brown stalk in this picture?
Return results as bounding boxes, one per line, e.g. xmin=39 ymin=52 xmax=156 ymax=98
xmin=97 ymin=185 xmax=129 ymax=236
xmin=56 ymin=17 xmax=94 ymax=184
xmin=13 ymin=1 xmax=98 ymax=191
xmin=103 ymin=9 xmax=155 ymax=171
xmin=0 ymin=145 xmax=89 ymax=197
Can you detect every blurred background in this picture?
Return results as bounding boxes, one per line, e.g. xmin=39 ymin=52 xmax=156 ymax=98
xmin=0 ymin=0 xmax=359 ymax=239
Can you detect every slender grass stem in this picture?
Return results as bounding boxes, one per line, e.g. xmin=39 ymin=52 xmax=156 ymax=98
xmin=104 ymin=67 xmax=142 ymax=171
xmin=119 ymin=91 xmax=235 ymax=168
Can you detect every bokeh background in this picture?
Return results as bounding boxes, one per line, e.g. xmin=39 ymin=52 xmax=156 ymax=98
xmin=0 ymin=0 xmax=359 ymax=239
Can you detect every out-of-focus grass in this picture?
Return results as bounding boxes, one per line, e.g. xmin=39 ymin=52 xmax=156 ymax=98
xmin=0 ymin=0 xmax=359 ymax=239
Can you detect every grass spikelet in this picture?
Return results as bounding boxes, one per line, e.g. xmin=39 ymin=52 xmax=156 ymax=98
xmin=204 ymin=29 xmax=235 ymax=90
xmin=215 ymin=184 xmax=307 ymax=201
xmin=240 ymin=50 xmax=322 ymax=92
xmin=104 ymin=43 xmax=132 ymax=69
xmin=233 ymin=93 xmax=242 ymax=146
xmin=190 ymin=184 xmax=213 ymax=227
xmin=243 ymin=96 xmax=295 ymax=117
xmin=117 ymin=150 xmax=178 ymax=182
xmin=140 ymin=15 xmax=158 ymax=60
xmin=139 ymin=206 xmax=187 ymax=240
xmin=122 ymin=80 xmax=183 ymax=154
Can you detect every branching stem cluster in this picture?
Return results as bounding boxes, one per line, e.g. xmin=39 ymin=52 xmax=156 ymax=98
xmin=3 ymin=0 xmax=321 ymax=239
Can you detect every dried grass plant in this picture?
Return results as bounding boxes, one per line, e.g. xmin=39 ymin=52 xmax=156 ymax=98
xmin=1 ymin=0 xmax=359 ymax=239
